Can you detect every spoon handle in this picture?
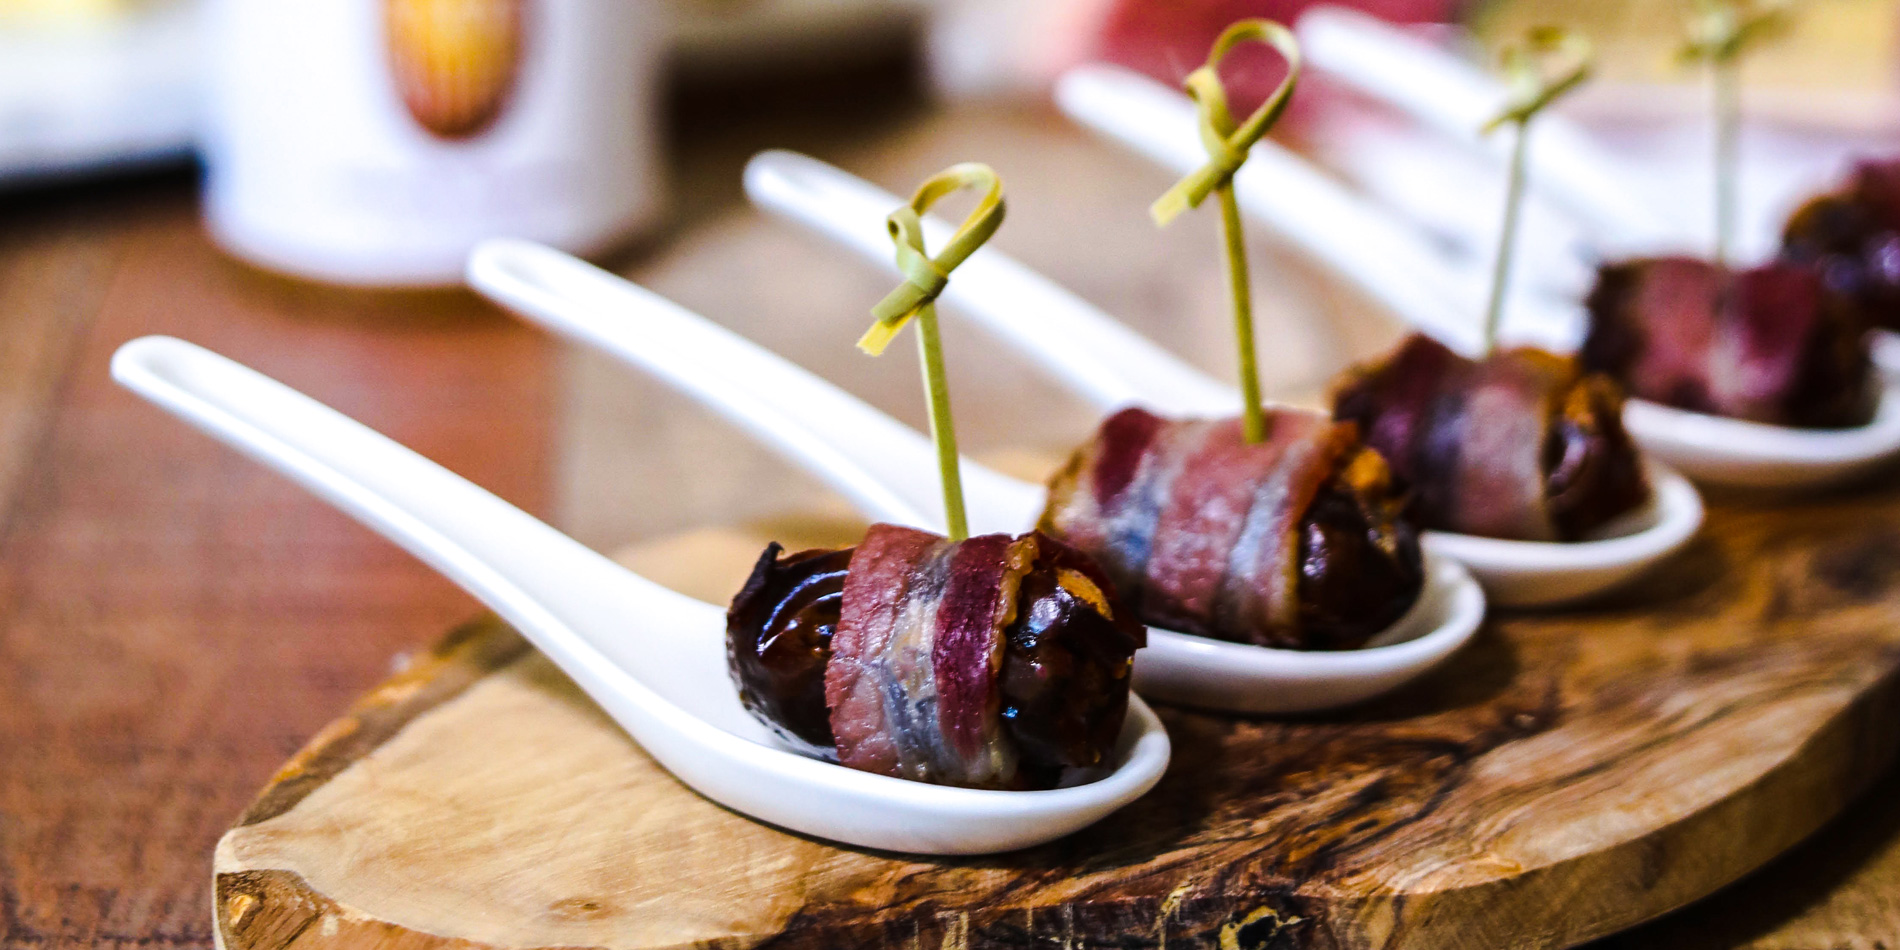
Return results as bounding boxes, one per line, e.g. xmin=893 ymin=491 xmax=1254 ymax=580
xmin=111 ymin=336 xmax=1174 ymax=857
xmin=467 ymin=239 xmax=1045 ymax=535
xmin=1057 ymin=65 xmax=1479 ymax=349
xmin=1295 ymin=7 xmax=1677 ymax=250
xmin=743 ymin=150 xmax=1238 ymax=418
xmin=1057 ymin=64 xmax=1586 ymax=356
xmin=110 ymin=335 xmax=716 ymax=700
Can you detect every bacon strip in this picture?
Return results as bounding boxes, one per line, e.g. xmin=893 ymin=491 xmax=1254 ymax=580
xmin=1041 ymin=407 xmax=1357 ymax=646
xmin=1782 ymin=157 xmax=1900 ymax=336
xmin=1846 ymin=158 xmax=1900 ymax=225
xmin=824 ymin=525 xmax=1032 ymax=787
xmin=1582 ymin=257 xmax=1872 ymax=428
xmin=1334 ymin=335 xmax=1575 ymax=542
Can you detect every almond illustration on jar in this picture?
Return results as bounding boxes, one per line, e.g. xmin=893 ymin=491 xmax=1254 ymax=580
xmin=386 ymin=0 xmax=524 ymax=139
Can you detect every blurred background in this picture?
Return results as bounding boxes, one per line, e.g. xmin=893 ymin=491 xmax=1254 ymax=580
xmin=4 ymin=0 xmax=1898 ymax=552
xmin=15 ymin=0 xmax=1892 ymax=545
xmin=5 ymin=1 xmax=1900 ymax=944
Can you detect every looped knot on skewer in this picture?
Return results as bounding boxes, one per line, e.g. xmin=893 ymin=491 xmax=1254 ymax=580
xmin=1483 ymin=26 xmax=1594 ymax=132
xmin=1151 ymin=19 xmax=1302 ymax=227
xmin=1678 ymin=0 xmax=1788 ymax=67
xmin=861 ymin=163 xmax=1005 ymax=355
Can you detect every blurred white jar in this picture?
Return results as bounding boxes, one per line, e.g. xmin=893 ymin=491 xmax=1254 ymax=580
xmin=203 ymin=0 xmax=664 ymax=286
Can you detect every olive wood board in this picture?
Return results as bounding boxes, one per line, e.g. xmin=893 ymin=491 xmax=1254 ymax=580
xmin=212 ymin=483 xmax=1900 ymax=950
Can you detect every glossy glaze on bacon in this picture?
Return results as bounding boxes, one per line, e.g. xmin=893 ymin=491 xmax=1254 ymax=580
xmin=1783 ymin=157 xmax=1900 ymax=331
xmin=1039 ymin=406 xmax=1422 ymax=651
xmin=1333 ymin=334 xmax=1650 ymax=543
xmin=726 ymin=525 xmax=1143 ymax=790
xmin=1583 ymin=257 xmax=1872 ymax=429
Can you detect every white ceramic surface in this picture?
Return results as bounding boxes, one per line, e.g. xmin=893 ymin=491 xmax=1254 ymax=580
xmin=469 ymin=239 xmax=1486 ymax=712
xmin=742 ymin=150 xmax=1237 ymax=416
xmin=204 ymin=0 xmax=663 ymax=286
xmin=1876 ymin=329 xmax=1900 ymax=378
xmin=1051 ymin=63 xmax=1574 ymax=356
xmin=742 ymin=151 xmax=1704 ymax=604
xmin=110 ymin=335 xmax=1169 ymax=856
xmin=1295 ymin=5 xmax=1685 ymax=255
xmin=1294 ymin=6 xmax=1863 ymax=300
xmin=1424 ymin=461 xmax=1701 ymax=605
xmin=0 ymin=3 xmax=198 ymax=185
xmin=1056 ymin=63 xmax=1900 ymax=491
xmin=1622 ymin=376 xmax=1900 ymax=489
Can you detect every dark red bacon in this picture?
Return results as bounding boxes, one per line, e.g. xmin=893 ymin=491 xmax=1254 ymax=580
xmin=1582 ymin=257 xmax=1872 ymax=429
xmin=1783 ymin=157 xmax=1900 ymax=332
xmin=1333 ymin=334 xmax=1650 ymax=542
xmin=826 ymin=527 xmax=1025 ymax=786
xmin=1040 ymin=406 xmax=1422 ymax=650
xmin=727 ymin=525 xmax=1143 ymax=790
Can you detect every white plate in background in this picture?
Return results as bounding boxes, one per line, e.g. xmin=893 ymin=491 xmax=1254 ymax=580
xmin=0 ymin=1 xmax=201 ymax=184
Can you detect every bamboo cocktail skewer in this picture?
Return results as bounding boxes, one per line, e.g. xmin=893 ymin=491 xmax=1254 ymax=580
xmin=1679 ymin=0 xmax=1789 ymax=268
xmin=1151 ymin=19 xmax=1302 ymax=443
xmin=859 ymin=163 xmax=1006 ymax=541
xmin=1478 ymin=26 xmax=1592 ymax=353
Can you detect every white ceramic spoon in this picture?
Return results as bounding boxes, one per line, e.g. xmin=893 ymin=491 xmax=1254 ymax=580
xmin=1055 ymin=63 xmax=1900 ymax=491
xmin=468 ymin=238 xmax=1485 ymax=712
xmin=1296 ymin=5 xmax=1689 ymax=257
xmin=110 ymin=335 xmax=1169 ymax=856
xmin=1297 ymin=7 xmax=1900 ymax=379
xmin=741 ymin=151 xmax=1702 ymax=606
xmin=1051 ymin=65 xmax=1580 ymax=353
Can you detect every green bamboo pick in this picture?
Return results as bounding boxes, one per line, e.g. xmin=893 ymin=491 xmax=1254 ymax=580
xmin=1479 ymin=26 xmax=1593 ymax=355
xmin=1151 ymin=19 xmax=1302 ymax=445
xmin=1679 ymin=0 xmax=1789 ymax=268
xmin=860 ymin=163 xmax=1005 ymax=542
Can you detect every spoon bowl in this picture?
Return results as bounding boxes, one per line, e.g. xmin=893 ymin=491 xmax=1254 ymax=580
xmin=1622 ymin=374 xmax=1900 ymax=489
xmin=111 ymin=335 xmax=1169 ymax=855
xmin=740 ymin=150 xmax=1703 ymax=605
xmin=469 ymin=239 xmax=1486 ymax=712
xmin=1139 ymin=550 xmax=1481 ymax=710
xmin=1424 ymin=460 xmax=1701 ymax=605
xmin=1052 ymin=64 xmax=1900 ymax=492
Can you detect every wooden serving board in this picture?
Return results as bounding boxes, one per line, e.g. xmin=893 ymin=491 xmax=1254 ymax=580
xmin=212 ymin=484 xmax=1900 ymax=950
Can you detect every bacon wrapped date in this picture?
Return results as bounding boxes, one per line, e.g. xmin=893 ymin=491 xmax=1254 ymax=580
xmin=1333 ymin=334 xmax=1650 ymax=543
xmin=1037 ymin=406 xmax=1422 ymax=651
xmin=1782 ymin=157 xmax=1900 ymax=331
xmin=1582 ymin=257 xmax=1872 ymax=428
xmin=726 ymin=524 xmax=1144 ymax=790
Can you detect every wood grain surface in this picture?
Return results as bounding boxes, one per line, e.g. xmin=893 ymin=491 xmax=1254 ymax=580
xmin=211 ymin=486 xmax=1900 ymax=950
xmin=0 ymin=59 xmax=917 ymax=950
xmin=0 ymin=178 xmax=556 ymax=949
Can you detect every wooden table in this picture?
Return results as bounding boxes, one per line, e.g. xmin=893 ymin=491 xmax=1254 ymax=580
xmin=0 ymin=173 xmax=556 ymax=947
xmin=4 ymin=68 xmax=1899 ymax=948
